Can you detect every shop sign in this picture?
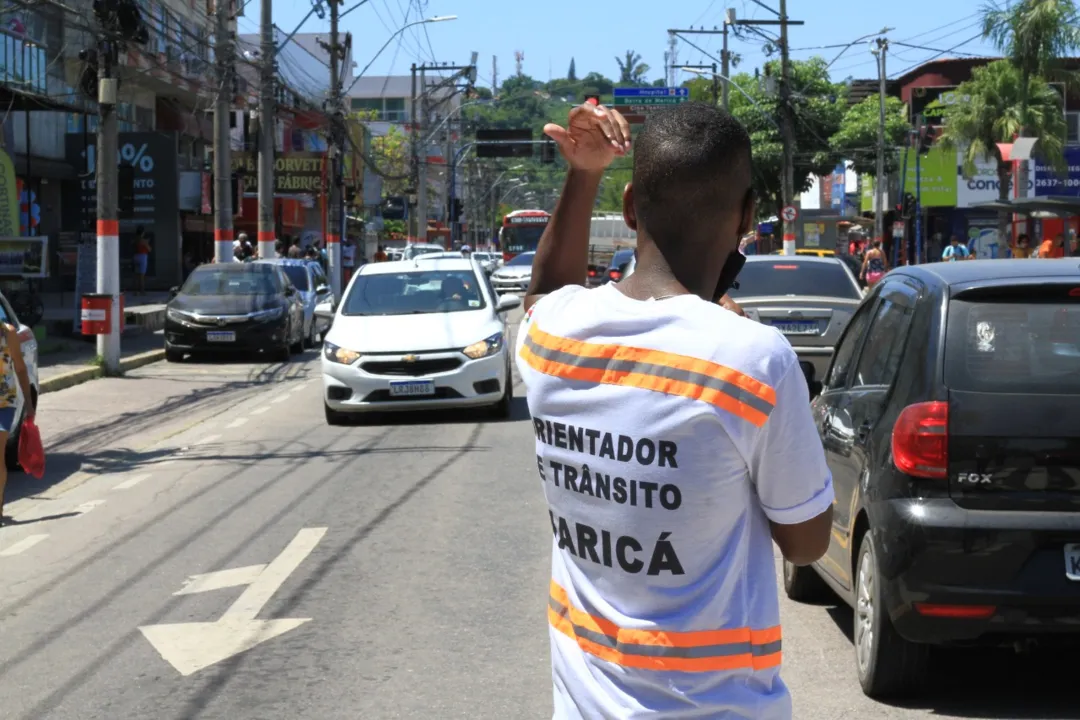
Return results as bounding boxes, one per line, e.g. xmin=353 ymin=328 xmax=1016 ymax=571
xmin=1032 ymin=147 xmax=1080 ymax=197
xmin=231 ymin=152 xmax=326 ymax=194
xmin=901 ymin=146 xmax=957 ymax=207
xmin=956 ymin=148 xmax=1032 ymax=208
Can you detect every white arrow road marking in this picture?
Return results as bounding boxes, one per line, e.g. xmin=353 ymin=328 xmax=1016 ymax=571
xmin=0 ymin=534 xmax=48 ymax=556
xmin=174 ymin=564 xmax=266 ymax=595
xmin=74 ymin=500 xmax=105 ymax=515
xmin=139 ymin=527 xmax=327 ymax=676
xmin=113 ymin=473 xmax=153 ymax=490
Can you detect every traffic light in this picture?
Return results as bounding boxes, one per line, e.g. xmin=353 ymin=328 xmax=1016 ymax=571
xmin=540 ymin=135 xmax=557 ymax=164
xmin=901 ymin=192 xmax=915 ymax=217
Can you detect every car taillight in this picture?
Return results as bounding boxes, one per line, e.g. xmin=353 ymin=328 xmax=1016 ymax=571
xmin=609 ymin=271 xmax=622 ymax=280
xmin=891 ymin=401 xmax=948 ymax=479
xmin=588 ymin=270 xmax=596 ymax=277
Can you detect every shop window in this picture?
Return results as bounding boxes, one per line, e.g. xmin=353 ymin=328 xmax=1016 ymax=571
xmin=351 ymin=98 xmax=381 ymax=113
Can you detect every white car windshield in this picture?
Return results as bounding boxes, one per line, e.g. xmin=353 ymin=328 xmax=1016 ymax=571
xmin=342 ymin=270 xmax=487 ymax=316
xmin=505 ymin=252 xmax=535 ymax=267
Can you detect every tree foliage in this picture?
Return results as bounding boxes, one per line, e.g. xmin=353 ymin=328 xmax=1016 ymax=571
xmin=615 ymin=50 xmax=649 ymax=85
xmin=830 ymin=95 xmax=911 ymax=176
xmin=725 ymin=57 xmax=847 ymax=217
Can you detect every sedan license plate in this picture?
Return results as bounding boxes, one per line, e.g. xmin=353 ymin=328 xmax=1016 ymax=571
xmin=206 ymin=330 xmax=236 ymax=343
xmin=772 ymin=320 xmax=818 ymax=335
xmin=389 ymin=380 xmax=435 ymax=397
xmin=1065 ymin=543 xmax=1080 ymax=581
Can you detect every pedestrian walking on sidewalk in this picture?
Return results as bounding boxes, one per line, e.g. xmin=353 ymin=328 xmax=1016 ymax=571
xmin=132 ymin=226 xmax=150 ymax=296
xmin=0 ymin=323 xmax=35 ymax=524
xmin=518 ymin=100 xmax=833 ymax=718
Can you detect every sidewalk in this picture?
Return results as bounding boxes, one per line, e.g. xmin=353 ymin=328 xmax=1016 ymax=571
xmin=41 ymin=290 xmax=171 ymax=336
xmin=38 ymin=331 xmax=166 ymax=392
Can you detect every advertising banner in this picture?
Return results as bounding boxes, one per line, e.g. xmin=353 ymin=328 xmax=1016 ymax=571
xmin=231 ymin=152 xmax=326 ymax=194
xmin=830 ymin=164 xmax=845 ymax=211
xmin=1032 ymin=147 xmax=1080 ymax=197
xmin=0 ymin=236 xmax=47 ymax=277
xmin=902 ymin=146 xmax=957 ymax=207
xmin=956 ymin=149 xmax=1032 ymax=208
xmin=0 ymin=150 xmax=18 ymax=236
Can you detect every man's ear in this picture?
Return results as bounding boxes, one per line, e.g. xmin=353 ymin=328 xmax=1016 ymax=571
xmin=738 ymin=190 xmax=755 ymax=238
xmin=622 ymin=182 xmax=637 ymax=231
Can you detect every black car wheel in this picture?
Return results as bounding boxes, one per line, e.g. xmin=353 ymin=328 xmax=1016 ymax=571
xmin=853 ymin=532 xmax=928 ymax=699
xmin=782 ymin=558 xmax=833 ymax=603
xmin=490 ymin=372 xmax=513 ymax=419
xmin=164 ymin=345 xmax=184 ymax=363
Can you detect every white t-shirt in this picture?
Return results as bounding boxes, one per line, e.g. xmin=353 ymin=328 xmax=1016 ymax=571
xmin=515 ymin=283 xmax=833 ymax=720
xmin=342 ymin=244 xmax=356 ymax=267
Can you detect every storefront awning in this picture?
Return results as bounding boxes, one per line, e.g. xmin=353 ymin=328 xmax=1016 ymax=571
xmin=970 ymin=196 xmax=1080 ymax=215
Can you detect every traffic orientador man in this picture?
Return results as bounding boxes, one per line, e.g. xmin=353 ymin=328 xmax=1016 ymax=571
xmin=516 ymin=99 xmax=834 ymax=719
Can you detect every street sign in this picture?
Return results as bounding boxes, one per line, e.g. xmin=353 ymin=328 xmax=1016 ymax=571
xmin=613 ymin=86 xmax=690 ymax=98
xmin=621 ymin=114 xmax=647 ymax=125
xmin=140 ymin=527 xmax=327 ymax=676
xmin=612 ymin=96 xmax=686 ymax=106
xmin=781 ymin=206 xmax=798 ymax=222
xmin=612 ymin=105 xmax=670 ymax=115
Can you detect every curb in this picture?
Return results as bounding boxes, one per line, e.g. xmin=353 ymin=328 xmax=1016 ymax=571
xmin=39 ymin=348 xmax=166 ymax=394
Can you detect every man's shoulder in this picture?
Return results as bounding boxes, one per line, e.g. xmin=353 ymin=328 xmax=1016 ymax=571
xmin=683 ymin=301 xmax=798 ymax=380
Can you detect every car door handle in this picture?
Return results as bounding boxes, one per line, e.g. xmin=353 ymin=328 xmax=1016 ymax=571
xmin=856 ymin=421 xmax=872 ymax=442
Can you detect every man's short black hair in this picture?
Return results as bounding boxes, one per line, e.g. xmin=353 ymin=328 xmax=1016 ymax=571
xmin=632 ymin=102 xmax=752 ymax=252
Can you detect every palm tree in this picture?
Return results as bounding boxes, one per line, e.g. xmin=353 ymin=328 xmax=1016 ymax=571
xmin=615 ymin=50 xmax=650 ymax=85
xmin=982 ymin=1 xmax=1080 ymax=136
xmin=933 ymin=60 xmax=1067 ymax=244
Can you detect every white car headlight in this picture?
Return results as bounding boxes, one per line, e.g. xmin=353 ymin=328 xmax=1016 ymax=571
xmin=324 ymin=341 xmax=361 ymax=365
xmin=462 ymin=332 xmax=505 ymax=359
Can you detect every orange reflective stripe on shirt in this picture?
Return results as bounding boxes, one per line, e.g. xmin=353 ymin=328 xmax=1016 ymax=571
xmin=519 ymin=323 xmax=776 ymax=426
xmin=548 ymin=581 xmax=782 ymax=673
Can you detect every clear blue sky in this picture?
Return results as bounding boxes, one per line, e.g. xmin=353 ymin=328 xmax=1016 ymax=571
xmin=251 ymin=0 xmax=1001 ymax=90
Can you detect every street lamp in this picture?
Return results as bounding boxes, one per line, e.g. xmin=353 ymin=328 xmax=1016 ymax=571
xmin=346 ymin=16 xmax=457 ymax=93
xmin=680 ymin=67 xmax=781 ymax=130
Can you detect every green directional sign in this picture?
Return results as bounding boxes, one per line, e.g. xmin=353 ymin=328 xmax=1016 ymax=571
xmin=612 ymin=96 xmax=686 ymax=106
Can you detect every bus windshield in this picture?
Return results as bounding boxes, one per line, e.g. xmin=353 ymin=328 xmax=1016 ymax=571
xmin=501 ymin=225 xmax=546 ymax=255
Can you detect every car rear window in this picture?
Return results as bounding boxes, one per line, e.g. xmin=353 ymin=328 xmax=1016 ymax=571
xmin=945 ymin=290 xmax=1080 ymax=394
xmin=727 ymin=260 xmax=861 ymax=300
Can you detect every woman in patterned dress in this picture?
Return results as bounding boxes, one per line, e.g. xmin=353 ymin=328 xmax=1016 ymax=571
xmin=0 ymin=323 xmax=35 ymax=524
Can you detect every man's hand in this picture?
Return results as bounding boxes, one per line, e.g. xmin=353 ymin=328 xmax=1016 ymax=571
xmin=542 ymin=102 xmax=631 ymax=173
xmin=719 ymin=294 xmax=746 ymax=317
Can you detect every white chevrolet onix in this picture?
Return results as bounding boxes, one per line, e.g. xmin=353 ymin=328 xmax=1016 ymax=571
xmin=316 ymin=257 xmax=521 ymax=424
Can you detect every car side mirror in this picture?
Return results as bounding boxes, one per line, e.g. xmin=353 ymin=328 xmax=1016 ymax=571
xmin=496 ymin=295 xmax=522 ymax=313
xmin=315 ymin=301 xmax=335 ymax=320
xmin=169 ymin=286 xmax=179 ymax=298
xmin=285 ymin=285 xmax=297 ymax=297
xmin=808 ymin=380 xmax=823 ymax=399
xmin=316 ymin=284 xmax=330 ymax=295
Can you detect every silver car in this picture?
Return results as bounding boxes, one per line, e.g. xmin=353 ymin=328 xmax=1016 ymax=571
xmin=471 ymin=252 xmax=500 ymax=274
xmin=728 ymin=255 xmax=864 ymax=383
xmin=258 ymin=259 xmax=335 ymax=348
xmin=490 ymin=251 xmax=535 ymax=293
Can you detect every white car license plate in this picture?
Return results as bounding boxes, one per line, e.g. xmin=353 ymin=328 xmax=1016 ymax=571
xmin=206 ymin=330 xmax=236 ymax=343
xmin=773 ymin=321 xmax=818 ymax=335
xmin=1065 ymin=543 xmax=1080 ymax=581
xmin=390 ymin=380 xmax=435 ymax=397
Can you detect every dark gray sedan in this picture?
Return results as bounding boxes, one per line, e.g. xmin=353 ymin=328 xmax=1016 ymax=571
xmin=728 ymin=255 xmax=865 ymax=383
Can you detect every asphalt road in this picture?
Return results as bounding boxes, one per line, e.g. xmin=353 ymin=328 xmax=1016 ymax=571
xmin=0 ymin=315 xmax=1073 ymax=719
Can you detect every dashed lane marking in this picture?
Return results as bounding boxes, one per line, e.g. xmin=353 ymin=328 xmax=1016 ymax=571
xmin=0 ymin=534 xmax=49 ymax=556
xmin=113 ymin=473 xmax=153 ymax=491
xmin=250 ymin=406 xmax=271 ymax=415
xmin=225 ymin=417 xmax=249 ymax=429
xmin=271 ymin=394 xmax=290 ymax=404
xmin=194 ymin=434 xmax=221 ymax=445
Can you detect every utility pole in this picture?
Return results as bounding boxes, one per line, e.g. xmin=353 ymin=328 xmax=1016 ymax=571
xmin=873 ymin=37 xmax=888 ymax=245
xmin=667 ymin=25 xmax=731 ymax=108
xmin=734 ymin=4 xmax=803 ymax=255
xmin=417 ymin=66 xmax=428 ymax=243
xmin=96 ymin=37 xmax=120 ymax=372
xmin=213 ymin=0 xmax=234 ymax=264
xmin=778 ymin=0 xmax=796 ymax=256
xmin=409 ymin=63 xmax=418 ymax=240
xmin=257 ymin=0 xmax=275 ymax=260
xmin=325 ymin=0 xmax=344 ymax=296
